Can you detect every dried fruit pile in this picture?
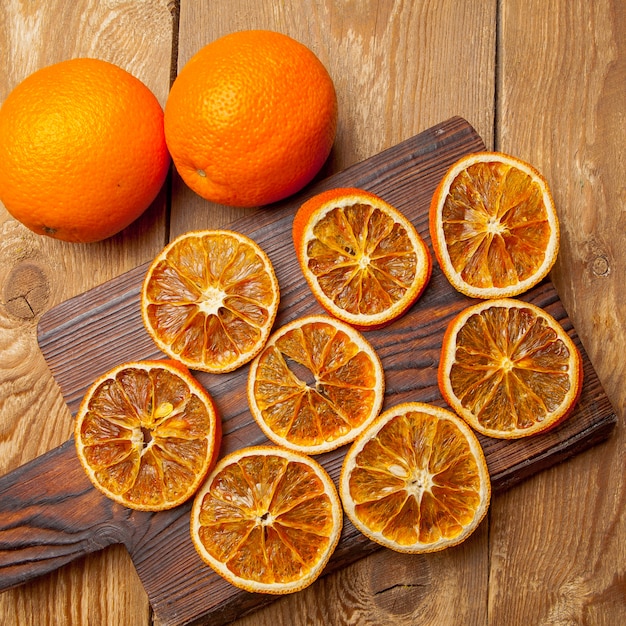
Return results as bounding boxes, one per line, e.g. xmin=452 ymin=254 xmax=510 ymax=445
xmin=73 ymin=152 xmax=582 ymax=594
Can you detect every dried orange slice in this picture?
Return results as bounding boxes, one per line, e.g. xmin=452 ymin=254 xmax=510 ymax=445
xmin=190 ymin=446 xmax=342 ymax=594
xmin=248 ymin=315 xmax=385 ymax=454
xmin=429 ymin=152 xmax=559 ymax=298
xmin=141 ymin=230 xmax=280 ymax=373
xmin=293 ymin=187 xmax=431 ymax=329
xmin=438 ymin=298 xmax=583 ymax=439
xmin=340 ymin=402 xmax=490 ymax=553
xmin=74 ymin=360 xmax=221 ymax=511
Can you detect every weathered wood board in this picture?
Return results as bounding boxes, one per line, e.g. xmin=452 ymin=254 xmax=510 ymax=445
xmin=0 ymin=118 xmax=616 ymax=626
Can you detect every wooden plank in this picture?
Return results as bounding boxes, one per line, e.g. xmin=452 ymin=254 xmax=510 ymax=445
xmin=168 ymin=0 xmax=497 ymax=239
xmin=0 ymin=118 xmax=613 ymax=626
xmin=0 ymin=1 xmax=173 ymax=624
xmin=171 ymin=3 xmax=500 ymax=625
xmin=489 ymin=2 xmax=626 ymax=624
xmin=3 ymin=1 xmax=621 ymax=625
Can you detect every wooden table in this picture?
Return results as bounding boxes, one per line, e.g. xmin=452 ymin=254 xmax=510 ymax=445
xmin=0 ymin=2 xmax=624 ymax=625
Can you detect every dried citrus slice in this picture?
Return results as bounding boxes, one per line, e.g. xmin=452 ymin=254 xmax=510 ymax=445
xmin=438 ymin=298 xmax=583 ymax=439
xmin=141 ymin=230 xmax=280 ymax=373
xmin=74 ymin=360 xmax=221 ymax=511
xmin=429 ymin=152 xmax=559 ymax=298
xmin=293 ymin=187 xmax=431 ymax=329
xmin=340 ymin=402 xmax=490 ymax=553
xmin=190 ymin=446 xmax=342 ymax=594
xmin=248 ymin=315 xmax=385 ymax=454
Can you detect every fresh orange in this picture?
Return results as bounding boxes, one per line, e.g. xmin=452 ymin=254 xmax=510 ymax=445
xmin=74 ymin=360 xmax=221 ymax=511
xmin=0 ymin=58 xmax=170 ymax=243
xmin=141 ymin=230 xmax=280 ymax=373
xmin=340 ymin=402 xmax=491 ymax=553
xmin=438 ymin=298 xmax=583 ymax=439
xmin=248 ymin=314 xmax=384 ymax=455
xmin=164 ymin=30 xmax=337 ymax=207
xmin=191 ymin=445 xmax=342 ymax=594
xmin=429 ymin=152 xmax=559 ymax=298
xmin=293 ymin=187 xmax=432 ymax=329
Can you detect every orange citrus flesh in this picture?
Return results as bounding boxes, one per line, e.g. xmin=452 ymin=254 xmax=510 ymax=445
xmin=438 ymin=298 xmax=583 ymax=439
xmin=429 ymin=152 xmax=559 ymax=298
xmin=340 ymin=402 xmax=490 ymax=553
xmin=74 ymin=360 xmax=221 ymax=511
xmin=141 ymin=230 xmax=280 ymax=373
xmin=248 ymin=315 xmax=384 ymax=454
xmin=190 ymin=446 xmax=342 ymax=594
xmin=293 ymin=187 xmax=432 ymax=329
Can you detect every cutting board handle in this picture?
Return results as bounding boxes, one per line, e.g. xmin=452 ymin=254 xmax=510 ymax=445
xmin=0 ymin=439 xmax=137 ymax=591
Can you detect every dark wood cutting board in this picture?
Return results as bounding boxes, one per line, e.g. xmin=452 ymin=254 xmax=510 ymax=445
xmin=0 ymin=117 xmax=617 ymax=626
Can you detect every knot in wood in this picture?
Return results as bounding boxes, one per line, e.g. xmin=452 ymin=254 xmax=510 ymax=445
xmin=2 ymin=262 xmax=50 ymax=320
xmin=591 ymin=254 xmax=610 ymax=277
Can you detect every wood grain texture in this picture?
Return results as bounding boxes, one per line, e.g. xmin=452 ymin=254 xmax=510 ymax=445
xmin=488 ymin=2 xmax=626 ymax=624
xmin=170 ymin=4 xmax=499 ymax=624
xmin=28 ymin=118 xmax=500 ymax=626
xmin=0 ymin=440 xmax=141 ymax=589
xmin=169 ymin=0 xmax=497 ymax=237
xmin=0 ymin=118 xmax=613 ymax=626
xmin=0 ymin=1 xmax=173 ymax=624
xmin=0 ymin=1 xmax=624 ymax=625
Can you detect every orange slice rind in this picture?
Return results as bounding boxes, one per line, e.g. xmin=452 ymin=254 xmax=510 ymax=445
xmin=247 ymin=314 xmax=385 ymax=455
xmin=429 ymin=152 xmax=559 ymax=298
xmin=190 ymin=445 xmax=342 ymax=594
xmin=74 ymin=360 xmax=221 ymax=511
xmin=438 ymin=298 xmax=583 ymax=438
xmin=141 ymin=229 xmax=280 ymax=373
xmin=340 ymin=401 xmax=491 ymax=553
xmin=293 ymin=187 xmax=432 ymax=329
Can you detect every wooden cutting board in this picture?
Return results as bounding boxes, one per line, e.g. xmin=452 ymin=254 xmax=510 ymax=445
xmin=0 ymin=117 xmax=617 ymax=626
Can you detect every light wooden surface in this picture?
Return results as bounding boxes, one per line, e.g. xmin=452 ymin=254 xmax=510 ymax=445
xmin=0 ymin=1 xmax=623 ymax=625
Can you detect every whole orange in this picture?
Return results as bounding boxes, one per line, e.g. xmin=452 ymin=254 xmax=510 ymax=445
xmin=164 ymin=30 xmax=338 ymax=207
xmin=0 ymin=58 xmax=170 ymax=243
